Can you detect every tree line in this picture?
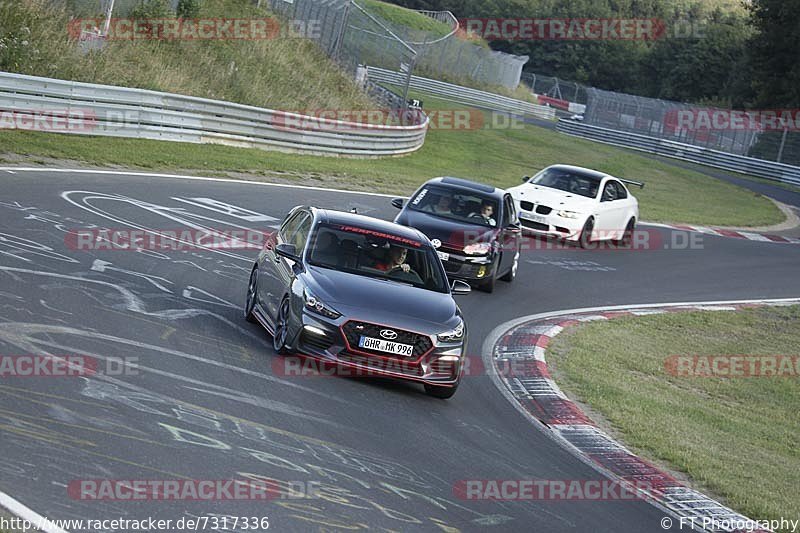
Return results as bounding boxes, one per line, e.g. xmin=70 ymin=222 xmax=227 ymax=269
xmin=384 ymin=0 xmax=799 ymax=109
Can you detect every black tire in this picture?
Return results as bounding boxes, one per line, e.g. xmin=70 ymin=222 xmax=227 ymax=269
xmin=578 ymin=218 xmax=595 ymax=249
xmin=424 ymin=382 xmax=459 ymax=399
xmin=272 ymin=297 xmax=291 ymax=355
xmin=500 ymin=250 xmax=519 ymax=282
xmin=244 ymin=267 xmax=259 ymax=324
xmin=614 ymin=219 xmax=635 ymax=248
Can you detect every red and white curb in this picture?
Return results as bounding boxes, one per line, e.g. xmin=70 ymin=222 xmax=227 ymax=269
xmin=483 ymin=297 xmax=800 ymax=533
xmin=644 ymin=222 xmax=800 ymax=244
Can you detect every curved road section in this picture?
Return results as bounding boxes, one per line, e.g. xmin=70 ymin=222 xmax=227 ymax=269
xmin=0 ymin=168 xmax=798 ymax=532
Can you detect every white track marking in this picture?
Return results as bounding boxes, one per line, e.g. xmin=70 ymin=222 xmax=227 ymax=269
xmin=0 ymin=491 xmax=69 ymax=533
xmin=0 ymin=167 xmax=396 ymax=198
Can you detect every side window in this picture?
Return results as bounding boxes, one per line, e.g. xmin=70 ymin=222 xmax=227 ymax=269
xmin=292 ymin=215 xmax=313 ymax=253
xmin=503 ymin=195 xmax=517 ymax=225
xmin=601 ymin=182 xmax=617 ymax=202
xmin=614 ymin=181 xmax=628 ymax=200
xmin=279 ymin=211 xmax=305 ymax=243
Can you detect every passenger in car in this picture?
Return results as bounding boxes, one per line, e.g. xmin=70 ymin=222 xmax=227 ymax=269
xmin=423 ymin=195 xmax=453 ymax=215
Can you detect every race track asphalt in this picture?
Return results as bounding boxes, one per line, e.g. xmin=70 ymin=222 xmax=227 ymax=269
xmin=0 ymin=169 xmax=798 ymax=532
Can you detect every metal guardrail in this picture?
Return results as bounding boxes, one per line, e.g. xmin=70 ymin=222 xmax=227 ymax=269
xmin=367 ymin=67 xmax=556 ymax=121
xmin=0 ymin=71 xmax=429 ymax=157
xmin=557 ymin=119 xmax=800 ymax=187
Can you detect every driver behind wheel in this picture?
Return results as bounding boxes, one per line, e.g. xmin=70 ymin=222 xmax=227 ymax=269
xmin=374 ymin=245 xmax=411 ymax=273
xmin=468 ymin=201 xmax=497 ymax=227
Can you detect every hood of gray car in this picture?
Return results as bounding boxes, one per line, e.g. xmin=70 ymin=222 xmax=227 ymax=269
xmin=302 ymin=266 xmax=460 ymax=332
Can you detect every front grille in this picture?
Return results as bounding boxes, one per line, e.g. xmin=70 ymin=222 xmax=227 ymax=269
xmin=520 ymin=201 xmax=534 ymax=211
xmin=521 ymin=219 xmax=549 ymax=232
xmin=341 ymin=321 xmax=433 ymax=359
xmin=339 ymin=352 xmax=423 ymax=376
xmin=536 ymin=205 xmax=553 ymax=215
xmin=444 ymin=261 xmax=463 ymax=275
xmin=301 ymin=330 xmax=334 ymax=352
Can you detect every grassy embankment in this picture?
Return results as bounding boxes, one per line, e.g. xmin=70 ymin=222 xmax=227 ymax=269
xmin=548 ymin=305 xmax=800 ymax=529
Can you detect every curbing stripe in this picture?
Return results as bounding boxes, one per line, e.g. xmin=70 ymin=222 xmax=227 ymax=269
xmin=0 ymin=491 xmax=69 ymax=533
xmin=644 ymin=221 xmax=800 ymax=245
xmin=487 ymin=298 xmax=800 ymax=532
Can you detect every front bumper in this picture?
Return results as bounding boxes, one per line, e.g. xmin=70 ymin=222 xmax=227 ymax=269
xmin=438 ymin=250 xmax=497 ymax=282
xmin=288 ymin=310 xmax=466 ymax=387
xmin=517 ymin=211 xmax=583 ymax=240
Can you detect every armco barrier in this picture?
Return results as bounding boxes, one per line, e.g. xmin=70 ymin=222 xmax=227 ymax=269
xmin=0 ymin=71 xmax=428 ymax=157
xmin=557 ymin=119 xmax=800 ymax=187
xmin=367 ymin=67 xmax=555 ymax=121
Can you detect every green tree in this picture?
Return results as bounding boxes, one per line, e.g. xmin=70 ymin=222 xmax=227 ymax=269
xmin=747 ymin=0 xmax=800 ymax=107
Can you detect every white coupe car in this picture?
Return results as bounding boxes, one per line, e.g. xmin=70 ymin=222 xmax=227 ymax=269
xmin=507 ymin=165 xmax=643 ymax=248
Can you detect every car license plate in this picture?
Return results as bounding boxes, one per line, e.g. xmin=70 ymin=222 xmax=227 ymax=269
xmin=521 ymin=212 xmax=546 ymax=224
xmin=359 ymin=336 xmax=415 ymax=356
xmin=436 ymin=251 xmax=450 ymax=261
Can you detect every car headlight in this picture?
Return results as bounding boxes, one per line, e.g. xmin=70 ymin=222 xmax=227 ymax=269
xmin=304 ymin=289 xmax=341 ymax=319
xmin=437 ymin=320 xmax=465 ymax=343
xmin=557 ymin=210 xmax=581 ymax=219
xmin=464 ymin=242 xmax=491 ymax=255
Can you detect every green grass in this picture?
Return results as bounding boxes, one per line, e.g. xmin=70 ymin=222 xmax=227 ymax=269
xmin=0 ymin=91 xmax=783 ymax=226
xmin=1 ymin=0 xmax=373 ymax=111
xmin=359 ymin=0 xmax=453 ymax=38
xmin=548 ymin=306 xmax=800 ymax=530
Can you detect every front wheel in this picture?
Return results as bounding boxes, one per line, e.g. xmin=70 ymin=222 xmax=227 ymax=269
xmin=272 ymin=297 xmax=291 ymax=355
xmin=244 ymin=267 xmax=259 ymax=324
xmin=500 ymin=250 xmax=519 ymax=282
xmin=578 ymin=218 xmax=595 ymax=249
xmin=424 ymin=382 xmax=459 ymax=399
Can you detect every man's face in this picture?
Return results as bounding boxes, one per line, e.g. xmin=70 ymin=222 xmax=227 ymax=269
xmin=482 ymin=204 xmax=494 ymax=217
xmin=392 ymin=247 xmax=407 ymax=263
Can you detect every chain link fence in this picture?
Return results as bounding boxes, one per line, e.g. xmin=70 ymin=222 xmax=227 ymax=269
xmin=520 ymin=73 xmax=587 ymax=105
xmin=582 ymin=87 xmax=799 ymax=165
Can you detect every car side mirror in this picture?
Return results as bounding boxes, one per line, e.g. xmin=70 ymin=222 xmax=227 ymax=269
xmin=275 ymin=243 xmax=301 ymax=262
xmin=391 ymin=198 xmax=406 ymax=209
xmin=451 ymin=280 xmax=471 ymax=295
xmin=522 ymin=176 xmax=531 ymax=183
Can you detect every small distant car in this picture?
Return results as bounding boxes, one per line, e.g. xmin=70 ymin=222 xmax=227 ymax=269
xmin=391 ymin=177 xmax=522 ymax=293
xmin=507 ymin=165 xmax=642 ymax=248
xmin=244 ymin=206 xmax=471 ymax=399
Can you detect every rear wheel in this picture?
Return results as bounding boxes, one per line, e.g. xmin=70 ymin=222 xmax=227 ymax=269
xmin=272 ymin=297 xmax=291 ymax=354
xmin=425 ymin=382 xmax=459 ymax=399
xmin=244 ymin=267 xmax=258 ymax=324
xmin=615 ymin=218 xmax=635 ymax=248
xmin=578 ymin=218 xmax=595 ymax=249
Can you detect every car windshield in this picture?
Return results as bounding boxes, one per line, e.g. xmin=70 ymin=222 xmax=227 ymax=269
xmin=407 ymin=185 xmax=499 ymax=227
xmin=529 ymin=168 xmax=602 ymax=199
xmin=307 ymin=223 xmax=450 ymax=293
